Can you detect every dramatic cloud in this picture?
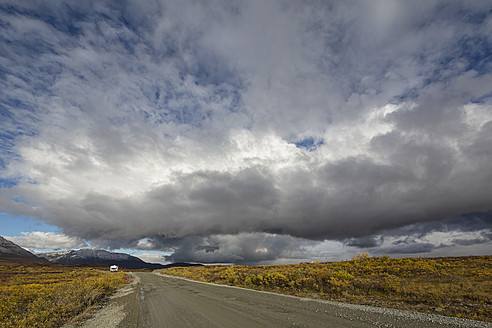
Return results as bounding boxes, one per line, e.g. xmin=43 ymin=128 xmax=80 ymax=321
xmin=0 ymin=1 xmax=491 ymax=263
xmin=342 ymin=213 xmax=492 ymax=257
xmin=5 ymin=232 xmax=86 ymax=251
xmin=132 ymin=252 xmax=168 ymax=265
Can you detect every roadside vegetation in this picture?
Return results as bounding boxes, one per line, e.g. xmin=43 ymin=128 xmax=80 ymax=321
xmin=157 ymin=254 xmax=491 ymax=322
xmin=0 ymin=265 xmax=127 ymax=328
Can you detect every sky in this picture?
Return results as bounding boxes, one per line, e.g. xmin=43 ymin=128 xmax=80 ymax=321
xmin=1 ymin=0 xmax=491 ymax=265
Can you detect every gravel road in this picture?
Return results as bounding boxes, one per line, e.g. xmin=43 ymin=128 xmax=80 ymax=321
xmin=73 ymin=272 xmax=491 ymax=328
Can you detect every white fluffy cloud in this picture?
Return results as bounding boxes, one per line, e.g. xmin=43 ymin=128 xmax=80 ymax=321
xmin=0 ymin=1 xmax=491 ymax=263
xmin=132 ymin=252 xmax=169 ymax=265
xmin=5 ymin=232 xmax=86 ymax=250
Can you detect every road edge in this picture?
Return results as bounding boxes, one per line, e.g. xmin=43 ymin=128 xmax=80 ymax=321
xmin=153 ymin=272 xmax=491 ymax=328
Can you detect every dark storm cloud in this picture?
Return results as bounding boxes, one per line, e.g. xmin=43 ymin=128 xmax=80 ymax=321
xmin=344 ymin=236 xmax=383 ymax=249
xmin=396 ymin=213 xmax=492 ymax=237
xmin=341 ymin=212 xmax=492 ymax=257
xmin=384 ymin=242 xmax=436 ymax=255
xmin=1 ymin=0 xmax=491 ymax=263
xmin=162 ymin=233 xmax=312 ymax=265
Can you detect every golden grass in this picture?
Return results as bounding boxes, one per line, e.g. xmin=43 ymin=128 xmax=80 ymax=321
xmin=156 ymin=255 xmax=492 ymax=322
xmin=0 ymin=265 xmax=128 ymax=328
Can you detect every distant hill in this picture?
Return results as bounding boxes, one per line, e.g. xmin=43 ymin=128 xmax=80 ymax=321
xmin=0 ymin=236 xmax=51 ymax=265
xmin=39 ymin=249 xmax=201 ymax=270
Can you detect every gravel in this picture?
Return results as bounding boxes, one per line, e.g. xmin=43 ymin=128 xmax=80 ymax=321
xmin=65 ymin=272 xmax=491 ymax=328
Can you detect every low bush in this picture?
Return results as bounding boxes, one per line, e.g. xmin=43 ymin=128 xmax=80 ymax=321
xmin=156 ymin=255 xmax=491 ymax=322
xmin=0 ymin=266 xmax=127 ymax=328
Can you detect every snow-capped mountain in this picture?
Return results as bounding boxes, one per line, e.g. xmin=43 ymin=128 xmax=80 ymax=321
xmin=41 ymin=249 xmax=137 ymax=263
xmin=39 ymin=249 xmax=159 ymax=269
xmin=39 ymin=249 xmax=201 ymax=270
xmin=0 ymin=236 xmax=50 ymax=265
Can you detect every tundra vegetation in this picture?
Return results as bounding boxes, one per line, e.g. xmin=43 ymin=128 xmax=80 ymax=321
xmin=0 ymin=265 xmax=127 ymax=328
xmin=157 ymin=254 xmax=491 ymax=322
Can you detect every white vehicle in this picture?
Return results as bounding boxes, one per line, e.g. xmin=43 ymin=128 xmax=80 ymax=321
xmin=110 ymin=265 xmax=118 ymax=272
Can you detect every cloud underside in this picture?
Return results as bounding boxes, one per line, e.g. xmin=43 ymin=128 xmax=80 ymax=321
xmin=1 ymin=1 xmax=491 ymax=263
xmin=6 ymin=231 xmax=86 ymax=251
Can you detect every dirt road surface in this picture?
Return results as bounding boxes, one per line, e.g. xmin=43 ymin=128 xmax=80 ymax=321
xmin=73 ymin=272 xmax=491 ymax=328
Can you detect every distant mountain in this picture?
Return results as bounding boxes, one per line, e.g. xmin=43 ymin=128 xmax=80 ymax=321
xmin=0 ymin=236 xmax=50 ymax=265
xmin=39 ymin=249 xmax=201 ymax=270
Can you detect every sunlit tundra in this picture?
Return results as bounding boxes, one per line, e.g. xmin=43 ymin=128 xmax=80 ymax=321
xmin=158 ymin=255 xmax=492 ymax=322
xmin=0 ymin=265 xmax=127 ymax=328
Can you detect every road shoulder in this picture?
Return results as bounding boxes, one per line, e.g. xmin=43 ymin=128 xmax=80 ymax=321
xmin=63 ymin=273 xmax=141 ymax=328
xmin=154 ymin=272 xmax=491 ymax=328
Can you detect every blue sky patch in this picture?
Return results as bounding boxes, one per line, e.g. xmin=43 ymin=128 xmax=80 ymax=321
xmin=293 ymin=137 xmax=325 ymax=152
xmin=0 ymin=214 xmax=58 ymax=236
xmin=0 ymin=177 xmax=18 ymax=188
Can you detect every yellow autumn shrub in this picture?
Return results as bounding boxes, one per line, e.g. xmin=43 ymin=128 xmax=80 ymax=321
xmin=157 ymin=255 xmax=491 ymax=322
xmin=0 ymin=266 xmax=127 ymax=328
